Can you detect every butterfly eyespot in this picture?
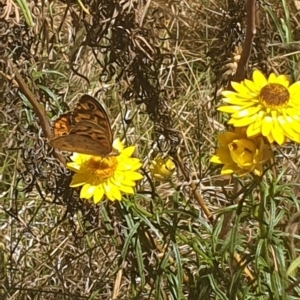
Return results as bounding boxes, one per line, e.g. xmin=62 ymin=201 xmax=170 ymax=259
xmin=88 ymin=103 xmax=96 ymax=110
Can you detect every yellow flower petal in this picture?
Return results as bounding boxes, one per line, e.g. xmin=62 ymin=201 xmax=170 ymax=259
xmin=247 ymin=123 xmax=261 ymax=137
xmin=67 ymin=162 xmax=81 ymax=172
xmin=113 ymin=138 xmax=124 ymax=152
xmin=221 ymin=164 xmax=236 ymax=175
xmin=231 ymin=106 xmax=261 ymax=119
xmin=70 ymin=173 xmax=92 ymax=187
xmin=118 ymin=185 xmax=134 ymax=194
xmin=232 ymin=82 xmax=253 ymax=95
xmin=244 ymin=79 xmax=259 ymax=93
xmin=121 ymin=146 xmax=135 ymax=157
xmin=218 ymin=105 xmax=242 ymax=114
xmin=81 ymin=184 xmax=96 ymax=199
xmin=111 ymin=187 xmax=122 ymax=201
xmin=261 ymin=116 xmax=272 ymax=137
xmin=289 ymin=82 xmax=300 ymax=97
xmin=94 ymin=186 xmax=105 ymax=203
xmin=252 ymin=70 xmax=267 ymax=88
xmin=228 ymin=115 xmax=256 ymax=127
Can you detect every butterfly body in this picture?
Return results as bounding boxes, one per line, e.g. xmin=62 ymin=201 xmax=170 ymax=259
xmin=49 ymin=95 xmax=113 ymax=156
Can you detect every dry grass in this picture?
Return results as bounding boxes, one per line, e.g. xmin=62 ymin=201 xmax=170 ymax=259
xmin=1 ymin=0 xmax=300 ymax=299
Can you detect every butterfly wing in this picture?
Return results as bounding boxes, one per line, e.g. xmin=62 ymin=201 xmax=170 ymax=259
xmin=70 ymin=120 xmax=113 ymax=155
xmin=73 ymin=95 xmax=113 ymax=146
xmin=49 ymin=95 xmax=113 ymax=156
xmin=51 ymin=114 xmax=72 ymax=137
xmin=49 ymin=134 xmax=110 ymax=156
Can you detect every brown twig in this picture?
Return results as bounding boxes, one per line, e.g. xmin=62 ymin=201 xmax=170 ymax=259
xmin=9 ymin=60 xmax=66 ymax=165
xmin=233 ymin=0 xmax=256 ymax=82
xmin=175 ymin=153 xmax=213 ymax=223
xmin=9 ymin=61 xmax=52 ymax=138
xmin=219 ymin=1 xmax=257 ymax=280
xmin=221 ymin=0 xmax=257 ymax=237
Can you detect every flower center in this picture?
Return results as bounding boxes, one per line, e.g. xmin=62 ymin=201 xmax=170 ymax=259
xmin=88 ymin=156 xmax=117 ymax=180
xmin=259 ymin=83 xmax=289 ymax=108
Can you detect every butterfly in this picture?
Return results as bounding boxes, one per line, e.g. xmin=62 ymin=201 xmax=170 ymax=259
xmin=49 ymin=95 xmax=113 ymax=156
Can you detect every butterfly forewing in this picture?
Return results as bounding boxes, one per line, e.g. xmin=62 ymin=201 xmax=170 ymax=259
xmin=69 ymin=120 xmax=113 ymax=154
xmin=49 ymin=95 xmax=113 ymax=156
xmin=72 ymin=95 xmax=113 ymax=146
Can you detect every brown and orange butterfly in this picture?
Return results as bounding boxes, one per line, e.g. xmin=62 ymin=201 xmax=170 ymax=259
xmin=49 ymin=95 xmax=113 ymax=156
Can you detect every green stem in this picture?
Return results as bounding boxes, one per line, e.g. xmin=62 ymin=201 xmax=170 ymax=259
xmin=14 ymin=0 xmax=35 ymax=27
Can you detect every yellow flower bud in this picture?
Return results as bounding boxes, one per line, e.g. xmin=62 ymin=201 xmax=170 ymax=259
xmin=210 ymin=128 xmax=273 ymax=177
xmin=149 ymin=156 xmax=175 ymax=180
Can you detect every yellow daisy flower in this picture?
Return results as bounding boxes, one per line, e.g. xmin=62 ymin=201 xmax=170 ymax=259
xmin=67 ymin=138 xmax=143 ymax=203
xmin=210 ymin=128 xmax=273 ymax=177
xmin=218 ymin=70 xmax=300 ymax=145
xmin=149 ymin=156 xmax=175 ymax=180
